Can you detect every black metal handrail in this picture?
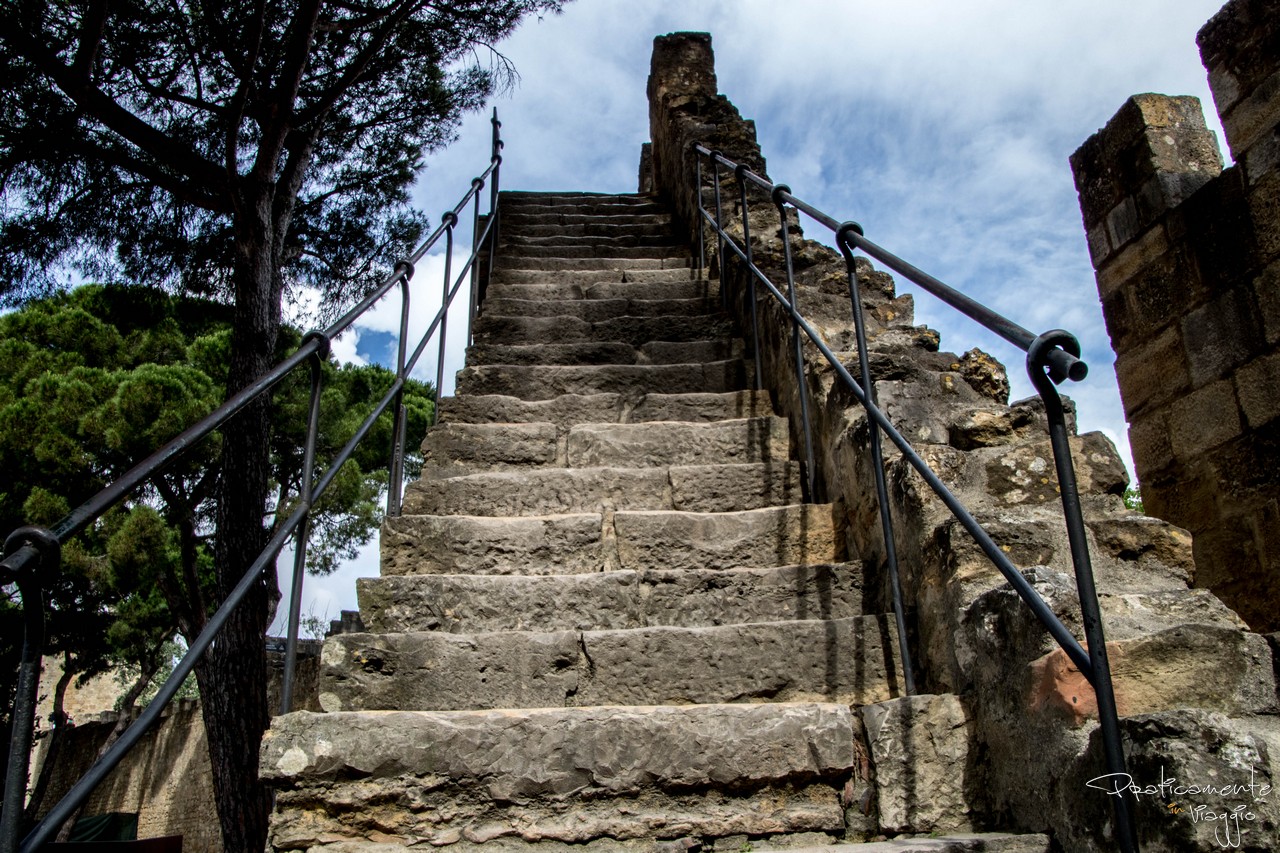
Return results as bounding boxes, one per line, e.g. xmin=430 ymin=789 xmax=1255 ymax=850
xmin=0 ymin=110 xmax=504 ymax=853
xmin=694 ymin=145 xmax=1136 ymax=853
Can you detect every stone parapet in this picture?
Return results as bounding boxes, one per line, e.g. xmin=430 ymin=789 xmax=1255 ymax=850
xmin=1071 ymin=0 xmax=1280 ymax=633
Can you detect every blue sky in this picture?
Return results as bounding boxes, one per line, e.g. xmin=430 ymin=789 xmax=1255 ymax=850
xmin=277 ymin=0 xmax=1233 ymax=633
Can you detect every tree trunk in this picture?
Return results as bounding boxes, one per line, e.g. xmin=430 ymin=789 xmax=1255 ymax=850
xmin=22 ymin=655 xmax=76 ymax=828
xmin=194 ymin=190 xmax=279 ymax=853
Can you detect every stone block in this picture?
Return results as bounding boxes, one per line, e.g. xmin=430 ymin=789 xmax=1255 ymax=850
xmin=380 ymin=513 xmax=604 ymax=576
xmin=456 ymin=361 xmax=746 ymax=401
xmin=1095 ymin=223 xmax=1168 ymax=300
xmin=861 ymin=695 xmax=976 ymax=835
xmin=628 ymin=390 xmax=774 ymax=422
xmin=403 ymin=467 xmax=673 ymax=516
xmin=1131 ymin=409 xmax=1177 ymax=481
xmin=669 ymin=461 xmax=802 ymax=512
xmin=1236 ymin=349 xmax=1280 ymax=428
xmin=1168 ymin=379 xmax=1242 ymax=461
xmin=1220 ymin=67 xmax=1280 ymax=163
xmin=439 ymin=393 xmax=625 ymax=427
xmin=566 ymin=417 xmax=788 ymax=468
xmin=422 ymin=422 xmax=558 ymax=476
xmin=575 ymin=616 xmax=900 ymax=707
xmin=1182 ymin=286 xmax=1266 ymax=387
xmin=615 ymin=504 xmax=844 ymax=571
xmin=980 ymin=432 xmax=1128 ymax=508
xmin=264 ymin=703 xmax=855 ymax=847
xmin=1248 ymin=167 xmax=1280 ymax=264
xmin=1112 ymin=323 xmax=1189 ymax=419
xmin=1256 ymin=259 xmax=1280 ymax=346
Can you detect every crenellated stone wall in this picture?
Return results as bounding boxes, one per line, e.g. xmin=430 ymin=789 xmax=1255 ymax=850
xmin=647 ymin=24 xmax=1279 ymax=852
xmin=1070 ymin=0 xmax=1280 ymax=634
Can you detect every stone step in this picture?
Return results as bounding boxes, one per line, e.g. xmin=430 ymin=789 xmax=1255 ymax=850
xmin=501 ymin=233 xmax=684 ymax=250
xmin=380 ymin=504 xmax=843 ymax=576
xmin=317 ymin=615 xmax=900 ymax=711
xmin=421 ymin=417 xmax=788 ymax=478
xmin=357 ymin=563 xmax=863 ymax=633
xmin=501 ymin=221 xmax=675 ymax=239
xmin=481 ymin=296 xmax=715 ymax=322
xmin=490 ymin=266 xmax=695 ymax=285
xmin=500 ymin=243 xmax=690 ymax=259
xmin=492 ymin=254 xmax=689 ymax=271
xmin=501 ymin=191 xmax=664 ymax=206
xmin=263 ymin=703 xmax=858 ymax=849
xmin=405 ymin=461 xmax=801 ymax=515
xmin=500 ymin=212 xmax=674 ymax=229
xmin=471 ymin=314 xmax=734 ymax=345
xmin=789 ymin=836 xmax=1051 ymax=852
xmin=465 ymin=339 xmax=743 ymax=367
xmin=487 ymin=279 xmax=715 ymax=302
xmin=454 ymin=360 xmax=747 ymax=400
xmin=438 ymin=390 xmax=775 ymax=427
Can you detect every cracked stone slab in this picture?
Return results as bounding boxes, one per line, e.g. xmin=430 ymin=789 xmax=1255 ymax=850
xmin=421 ymin=422 xmax=558 ymax=476
xmin=438 ymin=393 xmax=627 ymax=427
xmin=472 ymin=314 xmax=734 ymax=346
xmin=490 ymin=267 xmax=694 ymax=285
xmin=318 ymin=617 xmax=898 ymax=711
xmin=629 ymin=390 xmax=774 ymax=422
xmin=479 ymin=296 xmax=713 ymax=321
xmin=357 ymin=563 xmax=864 ymax=634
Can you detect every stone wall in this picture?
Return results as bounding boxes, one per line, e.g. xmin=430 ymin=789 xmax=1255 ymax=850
xmin=1069 ymin=0 xmax=1280 ymax=633
xmin=27 ymin=643 xmax=321 ymax=852
xmin=646 ymin=28 xmax=1279 ymax=852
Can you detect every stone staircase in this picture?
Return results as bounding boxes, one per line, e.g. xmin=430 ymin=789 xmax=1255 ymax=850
xmin=261 ymin=192 xmax=1050 ymax=852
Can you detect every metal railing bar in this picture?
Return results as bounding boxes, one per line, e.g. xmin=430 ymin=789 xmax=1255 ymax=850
xmin=697 ymin=203 xmax=1094 ymax=679
xmin=694 ymin=145 xmax=1086 ymax=384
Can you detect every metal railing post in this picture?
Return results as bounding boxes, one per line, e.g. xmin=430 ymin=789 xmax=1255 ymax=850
xmin=387 ymin=261 xmax=414 ymax=517
xmin=468 ymin=178 xmax=484 ymax=350
xmin=434 ymin=214 xmax=456 ymax=426
xmin=736 ymin=165 xmax=763 ymax=392
xmin=695 ymin=156 xmax=707 ymax=281
xmin=773 ymin=185 xmax=817 ymax=504
xmin=1 ymin=530 xmax=56 ymax=853
xmin=280 ymin=334 xmax=329 ymax=714
xmin=1028 ymin=331 xmax=1137 ymax=853
xmin=712 ymin=153 xmax=726 ymax=307
xmin=837 ymin=224 xmax=915 ymax=696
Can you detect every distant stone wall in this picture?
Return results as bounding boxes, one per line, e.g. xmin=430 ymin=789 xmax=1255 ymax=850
xmin=647 ymin=25 xmax=1278 ymax=851
xmin=28 ymin=642 xmax=322 ymax=853
xmin=1070 ymin=0 xmax=1280 ymax=633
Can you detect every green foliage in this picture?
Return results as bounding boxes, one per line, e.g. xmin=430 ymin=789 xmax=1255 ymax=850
xmin=0 ymin=284 xmax=434 ymax=714
xmin=1123 ymin=486 xmax=1144 ymax=514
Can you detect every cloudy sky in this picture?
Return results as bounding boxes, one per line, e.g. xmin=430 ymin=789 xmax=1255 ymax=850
xmin=276 ymin=0 xmax=1232 ymax=633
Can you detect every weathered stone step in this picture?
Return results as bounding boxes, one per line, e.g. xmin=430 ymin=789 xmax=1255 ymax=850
xmin=466 ymin=339 xmax=743 ymax=367
xmin=487 ymin=279 xmax=714 ymax=302
xmin=788 ymin=836 xmax=1051 ymax=852
xmin=421 ymin=418 xmax=788 ymax=477
xmin=501 ymin=243 xmax=690 ymax=259
xmin=263 ymin=703 xmax=857 ymax=849
xmin=380 ymin=504 xmax=843 ymax=576
xmin=501 ymin=212 xmax=673 ymax=229
xmin=472 ymin=314 xmax=734 ymax=346
xmin=405 ymin=461 xmax=800 ymax=515
xmin=481 ymin=296 xmax=714 ymax=322
xmin=490 ymin=266 xmax=694 ymax=285
xmin=357 ymin=563 xmax=863 ymax=633
xmin=318 ymin=615 xmax=899 ymax=711
xmin=501 ymin=221 xmax=675 ymax=239
xmin=492 ymin=254 xmax=689 ymax=271
xmin=438 ymin=390 xmax=774 ymax=427
xmin=455 ymin=360 xmax=747 ymax=401
xmin=501 ymin=191 xmax=663 ymax=206
xmin=501 ymin=233 xmax=684 ymax=250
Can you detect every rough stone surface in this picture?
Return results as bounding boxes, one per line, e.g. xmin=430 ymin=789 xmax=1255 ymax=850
xmin=319 ymin=617 xmax=898 ymax=711
xmin=264 ymin=704 xmax=855 ymax=848
xmin=861 ymin=695 xmax=976 ymax=836
xmin=615 ymin=504 xmax=845 ymax=571
xmin=380 ymin=513 xmax=605 ymax=576
xmin=456 ymin=361 xmax=746 ymax=400
xmin=357 ymin=564 xmax=863 ymax=634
